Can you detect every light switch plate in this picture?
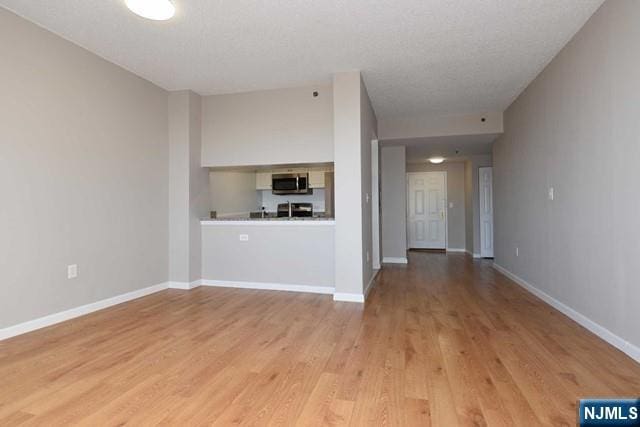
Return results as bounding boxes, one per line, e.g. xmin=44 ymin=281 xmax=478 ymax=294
xmin=548 ymin=187 xmax=554 ymax=201
xmin=239 ymin=234 xmax=249 ymax=241
xmin=67 ymin=264 xmax=78 ymax=279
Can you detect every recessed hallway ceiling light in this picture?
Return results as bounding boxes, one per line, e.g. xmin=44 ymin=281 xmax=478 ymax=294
xmin=429 ymin=157 xmax=445 ymax=164
xmin=125 ymin=0 xmax=175 ymax=21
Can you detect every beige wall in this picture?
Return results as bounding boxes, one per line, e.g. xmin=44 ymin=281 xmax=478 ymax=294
xmin=168 ymin=91 xmax=209 ymax=284
xmin=187 ymin=93 xmax=210 ymax=283
xmin=209 ymin=171 xmax=259 ymax=216
xmin=360 ymin=78 xmax=378 ymax=290
xmin=379 ymin=111 xmax=503 ymax=141
xmin=0 ymin=8 xmax=169 ymax=328
xmin=201 ymin=85 xmax=334 ymax=167
xmin=381 ymin=146 xmax=407 ymax=260
xmin=168 ymin=91 xmax=189 ymax=283
xmin=407 ymin=162 xmax=466 ymax=250
xmin=493 ymin=1 xmax=640 ymax=353
xmin=333 ymin=72 xmax=365 ymax=297
xmin=464 ymin=161 xmax=474 ymax=253
xmin=201 ymin=223 xmax=335 ymax=287
xmin=332 ymin=71 xmax=378 ymax=298
xmin=469 ymin=155 xmax=492 ymax=255
xmin=462 ymin=155 xmax=493 ymax=255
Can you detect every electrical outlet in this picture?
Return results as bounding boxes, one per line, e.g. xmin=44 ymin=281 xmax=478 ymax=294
xmin=449 ymin=202 xmax=454 ymax=208
xmin=515 ymin=247 xmax=519 ymax=257
xmin=67 ymin=264 xmax=78 ymax=279
xmin=239 ymin=234 xmax=249 ymax=242
xmin=366 ymin=251 xmax=370 ymax=262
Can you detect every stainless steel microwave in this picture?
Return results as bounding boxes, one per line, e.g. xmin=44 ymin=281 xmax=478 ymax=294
xmin=272 ymin=173 xmax=310 ymax=195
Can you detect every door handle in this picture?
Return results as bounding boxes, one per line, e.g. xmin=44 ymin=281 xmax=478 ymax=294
xmin=441 ymin=211 xmax=445 ymax=219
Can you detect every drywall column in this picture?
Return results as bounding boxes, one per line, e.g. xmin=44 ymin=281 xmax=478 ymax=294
xmin=169 ymin=91 xmax=209 ymax=286
xmin=381 ymin=146 xmax=407 ymax=262
xmin=360 ymin=79 xmax=378 ymax=294
xmin=371 ymin=140 xmax=381 ymax=270
xmin=464 ymin=161 xmax=474 ymax=254
xmin=471 ymin=155 xmax=492 ymax=256
xmin=464 ymin=154 xmax=492 ymax=256
xmin=333 ymin=71 xmax=365 ymax=301
xmin=187 ymin=94 xmax=210 ymax=283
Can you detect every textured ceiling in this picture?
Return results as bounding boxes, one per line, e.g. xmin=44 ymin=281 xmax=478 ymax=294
xmin=1 ymin=0 xmax=603 ymax=119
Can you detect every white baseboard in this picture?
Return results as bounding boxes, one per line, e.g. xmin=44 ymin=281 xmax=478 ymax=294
xmin=201 ymin=279 xmax=334 ymax=295
xmin=168 ymin=280 xmax=202 ymax=290
xmin=446 ymin=248 xmax=466 ymax=253
xmin=0 ymin=282 xmax=169 ymax=341
xmin=493 ymin=263 xmax=640 ymax=364
xmin=331 ymin=269 xmax=379 ymax=304
xmin=364 ymin=269 xmax=380 ymax=300
xmin=333 ymin=293 xmax=365 ymax=303
xmin=203 ymin=274 xmax=377 ymax=304
xmin=382 ymin=257 xmax=408 ymax=264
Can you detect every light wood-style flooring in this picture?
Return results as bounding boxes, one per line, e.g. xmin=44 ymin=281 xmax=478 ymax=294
xmin=1 ymin=252 xmax=639 ymax=426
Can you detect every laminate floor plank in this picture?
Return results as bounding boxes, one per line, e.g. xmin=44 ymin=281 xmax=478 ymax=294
xmin=1 ymin=252 xmax=639 ymax=426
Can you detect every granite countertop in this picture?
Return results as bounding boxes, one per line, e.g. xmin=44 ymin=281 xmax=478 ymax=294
xmin=202 ymin=216 xmax=334 ymax=222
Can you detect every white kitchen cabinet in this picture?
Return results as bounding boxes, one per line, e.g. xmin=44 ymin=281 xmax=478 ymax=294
xmin=256 ymin=172 xmax=272 ymax=190
xmin=309 ymin=171 xmax=326 ymax=189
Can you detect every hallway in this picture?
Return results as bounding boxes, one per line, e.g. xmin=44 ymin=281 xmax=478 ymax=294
xmin=1 ymin=252 xmax=638 ymax=426
xmin=374 ymin=252 xmax=640 ymax=425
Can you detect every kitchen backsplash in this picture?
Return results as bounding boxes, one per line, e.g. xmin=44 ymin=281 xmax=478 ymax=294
xmin=259 ymin=189 xmax=325 ymax=213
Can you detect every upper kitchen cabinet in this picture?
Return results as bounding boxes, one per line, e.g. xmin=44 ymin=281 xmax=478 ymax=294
xmin=308 ymin=171 xmax=325 ymax=189
xmin=201 ymin=84 xmax=334 ymax=167
xmin=256 ymin=172 xmax=272 ymax=190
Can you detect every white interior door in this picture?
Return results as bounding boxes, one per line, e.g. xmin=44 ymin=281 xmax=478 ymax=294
xmin=479 ymin=167 xmax=494 ymax=258
xmin=407 ymin=172 xmax=447 ymax=249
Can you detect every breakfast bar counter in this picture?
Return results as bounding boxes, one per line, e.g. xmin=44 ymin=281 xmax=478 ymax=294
xmin=200 ymin=218 xmax=335 ymax=293
xmin=201 ymin=217 xmax=335 ymax=225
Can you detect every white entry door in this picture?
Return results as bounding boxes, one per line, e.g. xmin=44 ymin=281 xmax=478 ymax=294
xmin=407 ymin=172 xmax=447 ymax=249
xmin=479 ymin=167 xmax=494 ymax=258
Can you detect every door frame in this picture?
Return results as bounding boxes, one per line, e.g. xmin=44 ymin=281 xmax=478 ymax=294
xmin=479 ymin=166 xmax=494 ymax=258
xmin=406 ymin=171 xmax=448 ymax=250
xmin=371 ymin=139 xmax=381 ymax=270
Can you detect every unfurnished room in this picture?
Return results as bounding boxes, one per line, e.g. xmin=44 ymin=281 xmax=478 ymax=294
xmin=0 ymin=0 xmax=639 ymax=425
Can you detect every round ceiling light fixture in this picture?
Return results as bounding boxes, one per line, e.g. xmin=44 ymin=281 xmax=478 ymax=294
xmin=125 ymin=0 xmax=175 ymax=21
xmin=428 ymin=157 xmax=445 ymax=164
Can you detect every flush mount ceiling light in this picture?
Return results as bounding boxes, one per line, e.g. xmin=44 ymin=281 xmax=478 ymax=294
xmin=428 ymin=157 xmax=445 ymax=164
xmin=125 ymin=0 xmax=175 ymax=21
